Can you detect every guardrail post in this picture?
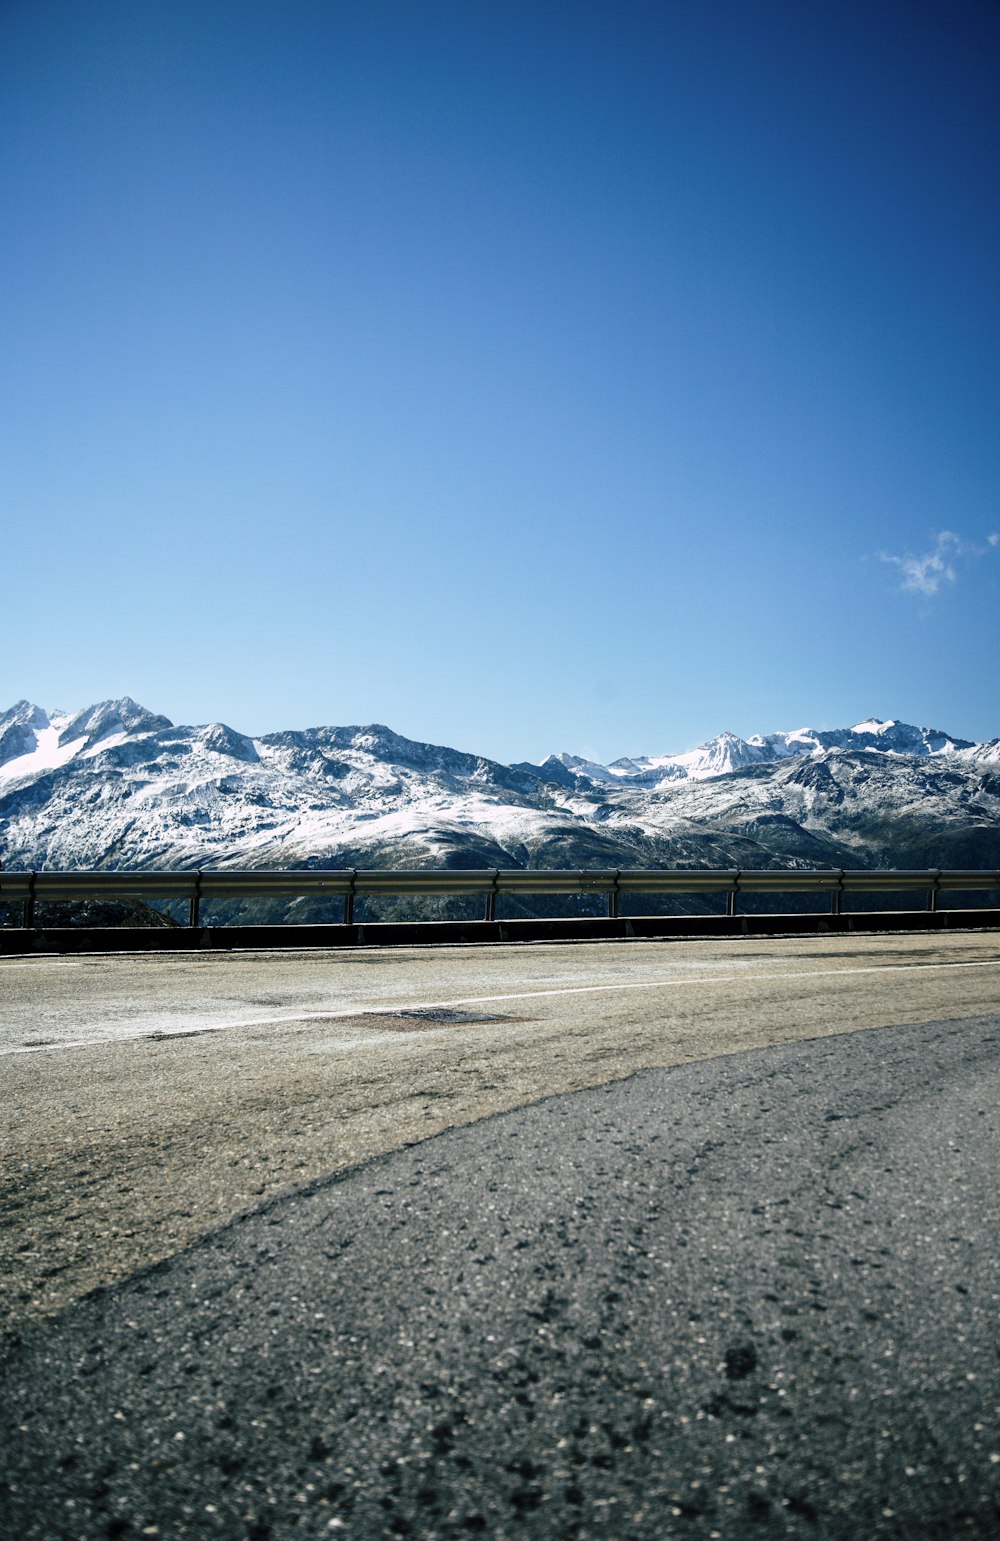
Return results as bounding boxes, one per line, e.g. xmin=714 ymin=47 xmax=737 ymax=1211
xmin=24 ymin=871 xmax=36 ymax=931
xmin=928 ymin=873 xmax=940 ymax=912
xmin=831 ymin=874 xmax=843 ymax=916
xmin=344 ymin=870 xmax=357 ymax=926
xmin=188 ymin=870 xmax=202 ymax=929
xmin=608 ymin=871 xmax=620 ymax=920
xmin=484 ymin=871 xmax=499 ymax=922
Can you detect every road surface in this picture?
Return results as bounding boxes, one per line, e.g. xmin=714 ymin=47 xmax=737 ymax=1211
xmin=2 ymin=930 xmax=998 ymax=1333
xmin=1 ymin=1009 xmax=998 ymax=1538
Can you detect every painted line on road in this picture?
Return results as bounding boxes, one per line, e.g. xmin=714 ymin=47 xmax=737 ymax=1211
xmin=5 ymin=955 xmax=999 ymax=1056
xmin=0 ymin=958 xmax=90 ymax=967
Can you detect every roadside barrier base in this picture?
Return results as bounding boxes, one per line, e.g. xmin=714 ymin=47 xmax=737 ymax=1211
xmin=2 ymin=908 xmax=999 ymax=954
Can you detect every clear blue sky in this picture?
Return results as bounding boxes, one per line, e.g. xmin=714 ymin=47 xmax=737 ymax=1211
xmin=2 ymin=0 xmax=998 ymax=762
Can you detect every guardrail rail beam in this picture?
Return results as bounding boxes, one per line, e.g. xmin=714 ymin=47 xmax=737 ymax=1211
xmin=1 ymin=867 xmax=998 ymax=944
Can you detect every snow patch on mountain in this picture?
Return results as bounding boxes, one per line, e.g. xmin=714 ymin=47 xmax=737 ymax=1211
xmin=955 ymin=739 xmax=1000 ymax=767
xmin=1 ymin=729 xmax=80 ymax=783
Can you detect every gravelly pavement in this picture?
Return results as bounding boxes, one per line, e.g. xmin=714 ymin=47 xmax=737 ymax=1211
xmin=1 ymin=1013 xmax=998 ymax=1540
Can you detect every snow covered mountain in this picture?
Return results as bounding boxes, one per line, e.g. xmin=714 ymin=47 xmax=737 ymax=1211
xmin=1 ymin=699 xmax=998 ymax=886
xmin=537 ymin=719 xmax=975 ymax=788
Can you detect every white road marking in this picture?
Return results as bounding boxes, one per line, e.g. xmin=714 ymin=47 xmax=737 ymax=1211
xmin=0 ymin=957 xmax=90 ymax=967
xmin=4 ymin=956 xmax=998 ymax=1055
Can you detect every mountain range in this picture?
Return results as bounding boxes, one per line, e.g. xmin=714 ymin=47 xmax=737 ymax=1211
xmin=2 ymin=701 xmax=999 ymax=900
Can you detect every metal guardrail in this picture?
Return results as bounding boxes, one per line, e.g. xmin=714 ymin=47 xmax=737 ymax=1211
xmin=1 ymin=867 xmax=999 ymax=929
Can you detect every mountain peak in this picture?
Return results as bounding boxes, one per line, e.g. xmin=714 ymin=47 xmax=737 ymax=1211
xmin=543 ymin=717 xmax=978 ymax=786
xmin=0 ymin=701 xmax=51 ymax=769
xmin=851 ymin=717 xmax=896 ymax=734
xmin=0 ymin=697 xmax=173 ymax=783
xmin=56 ymin=698 xmax=172 ymax=749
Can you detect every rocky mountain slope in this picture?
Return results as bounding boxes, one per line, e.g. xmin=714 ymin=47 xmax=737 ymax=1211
xmin=1 ymin=699 xmax=999 ymax=886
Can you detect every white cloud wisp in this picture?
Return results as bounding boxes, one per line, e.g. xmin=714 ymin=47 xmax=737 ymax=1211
xmin=880 ymin=530 xmax=999 ymax=597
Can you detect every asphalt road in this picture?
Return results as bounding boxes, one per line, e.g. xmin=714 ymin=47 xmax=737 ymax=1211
xmin=2 ymin=931 xmax=999 ymax=1331
xmin=1 ymin=1011 xmax=998 ymax=1539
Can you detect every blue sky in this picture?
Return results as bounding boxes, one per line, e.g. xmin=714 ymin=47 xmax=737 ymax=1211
xmin=2 ymin=0 xmax=998 ymax=762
